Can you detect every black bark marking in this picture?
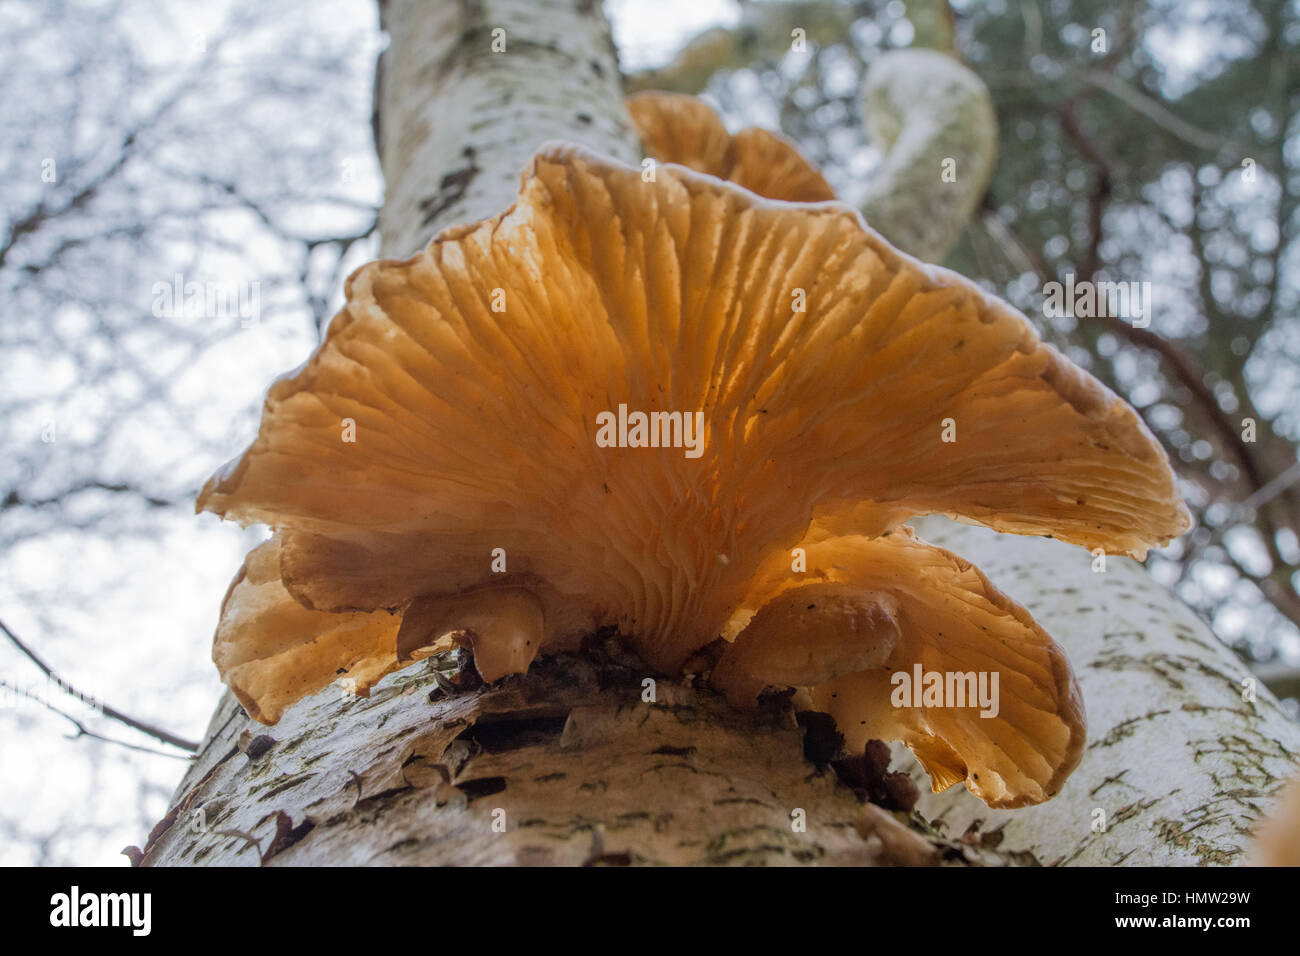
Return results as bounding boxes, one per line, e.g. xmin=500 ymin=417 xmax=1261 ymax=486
xmin=244 ymin=734 xmax=275 ymax=759
xmin=456 ymin=775 xmax=507 ymax=801
xmin=1088 ymin=769 xmax=1130 ymax=797
xmin=463 ymin=715 xmax=568 ymax=754
xmin=650 ymin=744 xmax=696 ymax=757
xmin=796 ymin=710 xmax=844 ymax=766
xmin=261 ymin=810 xmax=315 ymax=863
xmin=419 ymin=147 xmax=480 ymax=228
xmin=259 ymin=773 xmax=314 ymax=800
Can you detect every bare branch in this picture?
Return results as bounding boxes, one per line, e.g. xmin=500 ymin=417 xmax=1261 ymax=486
xmin=0 ymin=618 xmax=199 ymax=752
xmin=0 ymin=679 xmax=190 ymax=760
xmin=1082 ymin=70 xmax=1223 ymax=153
xmin=2 ymin=482 xmax=179 ymax=512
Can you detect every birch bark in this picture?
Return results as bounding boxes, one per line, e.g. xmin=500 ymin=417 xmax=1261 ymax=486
xmin=373 ymin=0 xmax=638 ymax=254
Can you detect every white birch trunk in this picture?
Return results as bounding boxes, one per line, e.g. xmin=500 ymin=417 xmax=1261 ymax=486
xmin=900 ymin=518 xmax=1300 ymax=865
xmin=139 ymin=0 xmax=1299 ymax=866
xmin=374 ymin=0 xmax=639 ymax=254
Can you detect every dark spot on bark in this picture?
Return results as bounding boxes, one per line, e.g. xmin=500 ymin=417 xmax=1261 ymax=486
xmin=576 ymin=112 xmax=593 ymax=125
xmin=355 ymin=785 xmax=413 ymax=807
xmin=260 ymin=774 xmax=313 ymax=800
xmin=461 ymin=715 xmax=568 ymax=754
xmin=457 ymin=775 xmax=508 ymax=801
xmin=713 ymin=796 xmax=765 ymax=807
xmin=650 ymin=744 xmax=696 ymax=758
xmin=244 ymin=734 xmax=275 ymax=759
xmin=262 ymin=810 xmax=315 ymax=863
xmin=420 ymin=147 xmax=480 ymax=228
xmin=590 ymin=58 xmax=605 ymax=77
xmin=796 ymin=710 xmax=844 ymax=766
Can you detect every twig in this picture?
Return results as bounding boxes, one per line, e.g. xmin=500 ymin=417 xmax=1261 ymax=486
xmin=1083 ymin=70 xmax=1222 ymax=153
xmin=1 ymin=481 xmax=177 ymax=512
xmin=0 ymin=618 xmax=199 ymax=752
xmin=0 ymin=680 xmax=190 ymax=760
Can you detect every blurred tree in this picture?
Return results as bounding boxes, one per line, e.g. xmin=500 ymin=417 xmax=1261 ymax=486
xmin=0 ymin=0 xmax=382 ymax=864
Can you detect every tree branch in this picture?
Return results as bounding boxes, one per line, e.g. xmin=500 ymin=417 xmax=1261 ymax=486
xmin=0 ymin=679 xmax=190 ymax=760
xmin=2 ymin=481 xmax=179 ymax=512
xmin=0 ymin=618 xmax=199 ymax=752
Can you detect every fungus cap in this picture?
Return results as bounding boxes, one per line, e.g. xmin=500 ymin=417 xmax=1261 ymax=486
xmin=201 ymin=144 xmax=1187 ymax=804
xmin=1252 ymin=775 xmax=1300 ymax=866
xmin=626 ymin=90 xmax=836 ymax=202
xmin=213 ymin=536 xmax=401 ymax=724
xmin=712 ymin=527 xmax=1086 ymax=808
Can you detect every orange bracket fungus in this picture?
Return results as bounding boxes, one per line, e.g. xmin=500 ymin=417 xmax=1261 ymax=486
xmin=626 ymin=91 xmax=835 ymax=203
xmin=199 ymin=138 xmax=1188 ymax=808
